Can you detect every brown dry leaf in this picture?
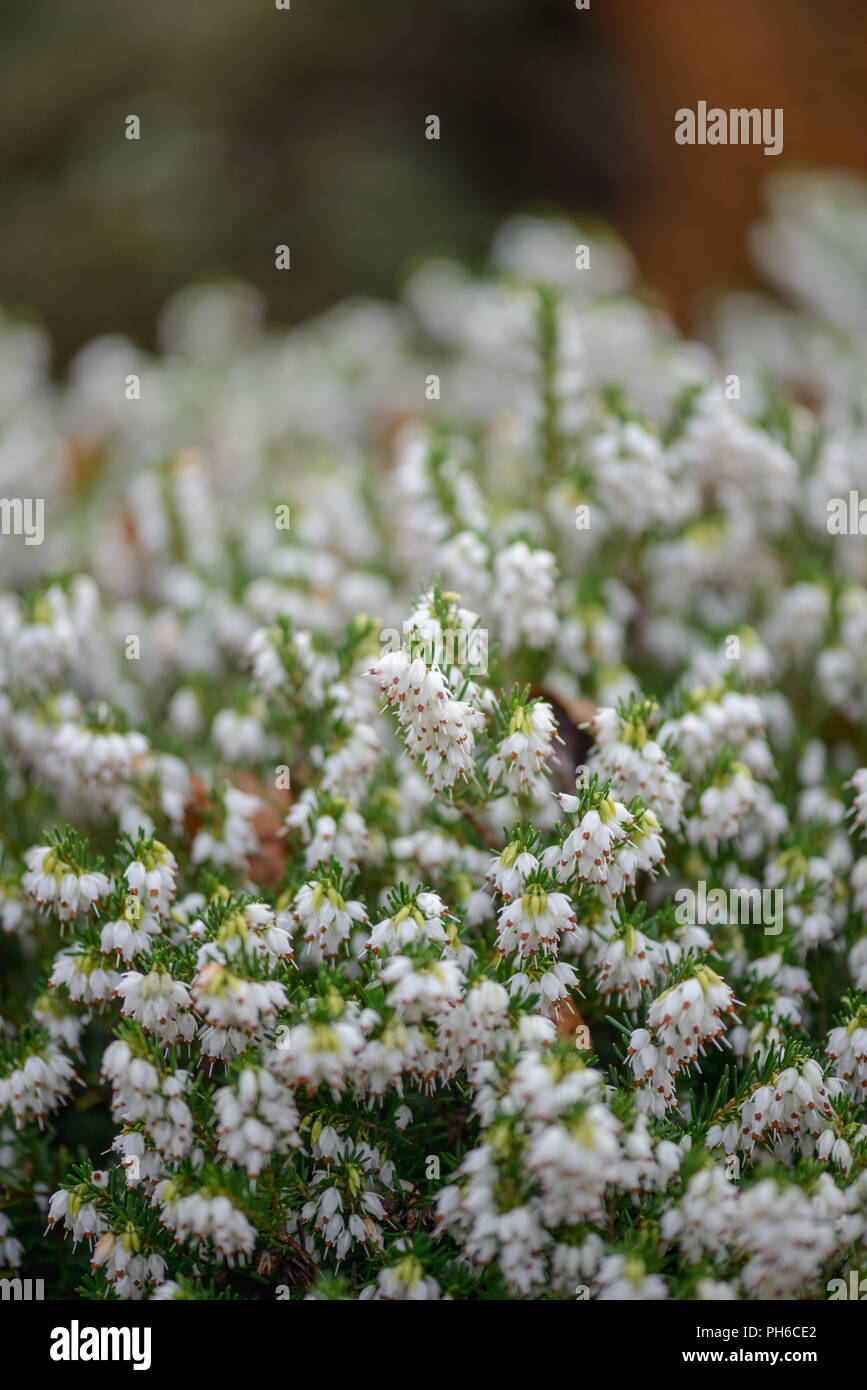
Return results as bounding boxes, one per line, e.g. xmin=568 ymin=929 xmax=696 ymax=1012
xmin=184 ymin=773 xmax=212 ymax=847
xmin=185 ymin=769 xmax=292 ymax=890
xmin=532 ymin=686 xmax=597 ymax=783
xmin=551 ymin=996 xmax=591 ymax=1053
xmin=375 ymin=406 xmax=426 ymax=460
xmin=256 ymin=1249 xmax=281 ymax=1279
xmin=257 ymin=1239 xmax=318 ymax=1291
xmin=64 ymin=434 xmax=108 ymax=493
xmin=235 ymin=769 xmax=292 ymax=890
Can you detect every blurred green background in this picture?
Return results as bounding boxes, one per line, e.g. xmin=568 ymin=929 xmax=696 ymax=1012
xmin=0 ymin=0 xmax=864 ymax=364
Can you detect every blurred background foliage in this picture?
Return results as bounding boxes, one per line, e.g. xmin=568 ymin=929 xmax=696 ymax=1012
xmin=0 ymin=0 xmax=864 ymax=363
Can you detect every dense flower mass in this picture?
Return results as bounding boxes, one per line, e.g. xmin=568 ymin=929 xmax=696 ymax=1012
xmin=3 ymin=169 xmax=867 ymax=1300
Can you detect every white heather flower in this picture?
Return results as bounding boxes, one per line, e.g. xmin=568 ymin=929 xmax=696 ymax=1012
xmin=436 ymin=1149 xmax=548 ymax=1296
xmin=826 ymin=1010 xmax=867 ymax=1101
xmin=167 ymin=687 xmax=204 ymax=739
xmin=404 ymin=590 xmax=484 ymax=676
xmin=766 ymin=852 xmax=840 ymax=955
xmin=32 ymin=995 xmax=83 ymax=1052
xmin=381 ymin=955 xmax=465 ymax=1021
xmin=51 ymin=721 xmax=149 ymax=790
xmin=659 ymin=1164 xmax=739 ymax=1263
xmin=4 ymin=587 xmax=78 ymax=694
xmin=285 ymin=792 xmax=369 ymax=869
xmin=736 ymin=1179 xmax=838 ymax=1300
xmin=738 ymin=1059 xmax=840 ymax=1164
xmin=89 ymin=1231 xmax=166 ymax=1300
xmin=46 ymin=1188 xmax=105 ymax=1245
xmin=245 ymin=625 xmax=287 ymax=696
xmin=391 ymin=829 xmax=488 ymax=881
xmin=154 ymin=1185 xmax=256 ymax=1266
xmin=508 ymin=960 xmax=581 ymax=1019
xmin=849 ymin=768 xmax=867 ymax=836
xmin=647 ymin=966 xmax=738 ymax=1076
xmin=365 ymin=1252 xmax=441 ymax=1301
xmin=111 ymin=1132 xmax=161 ymax=1190
xmin=850 ymin=936 xmax=867 ymax=991
xmin=485 ymin=700 xmax=557 ymax=794
xmin=214 ymin=1066 xmax=301 ymax=1180
xmin=542 ymin=795 xmax=634 ymax=888
xmin=454 ymin=978 xmax=513 ymax=1056
xmin=659 ymin=690 xmax=767 ymax=778
xmin=124 ymin=844 xmax=177 ymax=919
xmin=367 ymin=647 xmax=484 ymax=794
xmin=595 ymin=1254 xmax=669 ymax=1301
xmin=593 ymin=918 xmax=668 ymax=1010
xmin=100 ymin=1043 xmax=194 ymax=1166
xmin=626 ymin=1027 xmax=678 ymax=1117
xmin=301 ymin=1138 xmax=391 ymax=1263
xmin=22 ymin=846 xmax=110 ymax=922
xmin=377 ymin=956 xmax=464 ymax=1034
xmin=355 ymin=1022 xmax=427 ymax=1096
xmin=528 ymin=1102 xmax=623 ymax=1225
xmin=816 ymin=1127 xmax=854 ymax=1173
xmin=191 ymin=963 xmax=287 ymax=1060
xmin=601 ymin=807 xmax=666 ymax=903
xmin=154 ymin=754 xmax=191 ymax=832
xmin=490 ymin=542 xmax=559 ymax=654
xmin=320 ymin=719 xmax=381 ymax=802
xmin=191 ymin=785 xmax=262 ymax=870
xmin=49 ymin=947 xmax=121 ymax=1006
xmin=549 ymin=1235 xmax=604 ymax=1294
xmin=211 ymin=705 xmax=267 ymax=765
xmin=852 ymin=858 xmax=867 ymax=913
xmin=115 ymin=970 xmax=195 ymax=1045
xmin=495 ymin=882 xmax=577 ymax=963
xmin=219 ymin=786 xmax=264 ymax=863
xmin=585 ymin=705 xmax=687 ymax=831
xmin=270 ymin=1017 xmax=364 ymax=1096
xmin=214 ymin=902 xmax=294 ymax=963
xmin=365 ymin=893 xmax=451 ymax=957
xmin=0 ymin=881 xmax=27 ymax=938
xmin=689 ymin=766 xmax=759 ymax=855
xmin=150 ymin=1280 xmax=184 ymax=1300
xmin=588 ymin=420 xmax=677 ymax=535
xmin=0 ymin=1047 xmax=77 ymax=1129
xmin=487 ymin=844 xmax=539 ymax=901
xmin=506 ymin=1046 xmax=602 ymax=1122
xmin=286 ymin=880 xmax=369 ymax=965
xmin=14 ymin=183 xmax=867 ymax=1308
xmin=100 ymin=908 xmax=162 ymax=963
xmin=0 ymin=1212 xmax=23 ymax=1268
xmin=737 ymin=953 xmax=813 ymax=1034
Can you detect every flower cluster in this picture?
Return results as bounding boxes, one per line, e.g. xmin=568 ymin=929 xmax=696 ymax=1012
xmin=2 ymin=171 xmax=867 ymax=1302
